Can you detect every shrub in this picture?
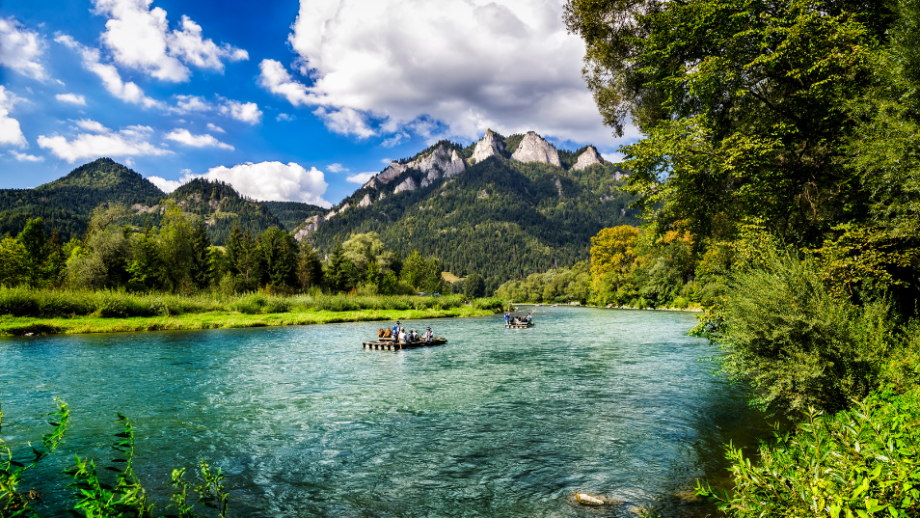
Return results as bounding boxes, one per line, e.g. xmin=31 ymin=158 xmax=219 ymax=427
xmin=472 ymin=297 xmax=505 ymax=311
xmin=711 ymin=248 xmax=898 ymax=413
xmin=699 ymin=388 xmax=920 ymax=518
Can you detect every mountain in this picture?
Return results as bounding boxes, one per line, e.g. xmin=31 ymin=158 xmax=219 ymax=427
xmin=131 ymin=179 xmax=326 ymax=245
xmin=0 ymin=158 xmax=165 ymax=241
xmin=298 ymin=131 xmax=638 ymax=281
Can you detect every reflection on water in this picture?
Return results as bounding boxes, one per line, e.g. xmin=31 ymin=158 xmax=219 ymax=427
xmin=0 ymin=307 xmax=773 ymax=517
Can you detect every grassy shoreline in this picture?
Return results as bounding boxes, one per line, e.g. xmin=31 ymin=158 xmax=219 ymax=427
xmin=0 ymin=306 xmax=500 ymax=337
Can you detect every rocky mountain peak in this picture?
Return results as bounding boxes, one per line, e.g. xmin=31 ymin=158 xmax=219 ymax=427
xmin=511 ymin=131 xmax=561 ymax=167
xmin=572 ymin=146 xmax=606 ymax=171
xmin=471 ymin=129 xmax=505 ymax=164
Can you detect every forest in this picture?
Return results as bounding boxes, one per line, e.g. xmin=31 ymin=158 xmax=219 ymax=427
xmin=562 ymin=0 xmax=920 ymax=515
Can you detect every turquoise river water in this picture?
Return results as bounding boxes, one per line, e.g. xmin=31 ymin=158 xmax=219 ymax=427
xmin=0 ymin=307 xmax=773 ymax=517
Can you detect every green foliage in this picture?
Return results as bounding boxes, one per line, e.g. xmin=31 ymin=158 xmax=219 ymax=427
xmin=0 ymin=399 xmax=69 ymax=517
xmin=496 ymin=262 xmax=592 ymax=303
xmin=699 ymin=389 xmax=920 ymax=518
xmin=710 ymin=246 xmax=903 ymax=414
xmin=463 ymin=273 xmax=485 ymax=299
xmin=0 ymin=158 xmax=164 ymax=243
xmin=311 ymin=156 xmax=638 ymax=282
xmin=261 ymin=201 xmax=326 ymax=233
xmin=471 ymin=297 xmax=506 ymax=311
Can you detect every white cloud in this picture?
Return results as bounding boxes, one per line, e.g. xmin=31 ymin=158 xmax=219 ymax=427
xmin=258 ymin=59 xmax=312 ymax=106
xmin=312 ymin=106 xmax=373 ymax=138
xmin=56 ymin=93 xmax=87 ymax=105
xmin=327 ymin=163 xmax=347 ymax=173
xmin=602 ymin=152 xmax=625 ymax=164
xmin=125 ymin=157 xmax=135 ymax=167
xmin=147 ymin=175 xmax=181 ymax=192
xmin=92 ymin=0 xmax=247 ymax=82
xmin=219 ymin=99 xmax=261 ymax=124
xmin=380 ymin=158 xmax=392 ymax=164
xmin=10 ymin=151 xmax=43 ymax=162
xmin=164 ymin=128 xmax=233 ymax=150
xmin=206 ymin=122 xmax=225 ymax=133
xmin=278 ymin=0 xmax=627 ymax=146
xmin=276 ymin=113 xmax=295 ymax=122
xmin=173 ymin=94 xmax=212 ymax=113
xmin=346 ymin=172 xmax=375 ymax=184
xmin=167 ymin=15 xmax=248 ymax=71
xmin=381 ymin=131 xmax=409 ymax=148
xmin=0 ymin=86 xmax=27 ymax=148
xmin=55 ymin=33 xmax=163 ymax=108
xmin=195 ymin=162 xmax=330 ymax=206
xmin=0 ymin=17 xmax=48 ymax=81
xmin=75 ymin=119 xmax=110 ymax=133
xmin=38 ymin=123 xmax=171 ymax=162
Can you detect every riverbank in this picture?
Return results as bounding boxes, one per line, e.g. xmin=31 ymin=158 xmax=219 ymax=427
xmin=0 ymin=305 xmax=499 ymax=337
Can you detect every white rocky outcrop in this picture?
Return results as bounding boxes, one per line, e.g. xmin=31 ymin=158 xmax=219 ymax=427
xmin=294 ymin=214 xmax=326 ymax=241
xmin=511 ymin=131 xmax=561 ymax=167
xmin=572 ymin=146 xmax=605 ymax=171
xmin=358 ymin=193 xmax=372 ymax=208
xmin=365 ymin=162 xmax=409 ymax=189
xmin=394 ymin=176 xmax=418 ymax=193
xmin=471 ymin=129 xmax=505 ymax=164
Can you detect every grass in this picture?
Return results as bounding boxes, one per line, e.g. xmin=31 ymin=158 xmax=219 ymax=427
xmin=0 ymin=306 xmax=499 ymax=337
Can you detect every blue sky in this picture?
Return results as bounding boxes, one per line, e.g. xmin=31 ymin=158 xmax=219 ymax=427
xmin=0 ymin=0 xmax=636 ymax=207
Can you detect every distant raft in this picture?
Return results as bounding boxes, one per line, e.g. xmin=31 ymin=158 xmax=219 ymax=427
xmin=362 ymin=338 xmax=447 ymax=351
xmin=505 ymin=322 xmax=534 ymax=329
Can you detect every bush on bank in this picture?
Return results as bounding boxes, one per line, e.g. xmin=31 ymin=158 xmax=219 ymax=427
xmin=699 ymin=388 xmax=920 ymax=518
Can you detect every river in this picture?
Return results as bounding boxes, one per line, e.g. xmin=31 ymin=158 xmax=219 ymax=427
xmin=0 ymin=307 xmax=772 ymax=517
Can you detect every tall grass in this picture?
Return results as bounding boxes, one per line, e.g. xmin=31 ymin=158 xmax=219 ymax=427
xmin=0 ymin=287 xmax=471 ymax=318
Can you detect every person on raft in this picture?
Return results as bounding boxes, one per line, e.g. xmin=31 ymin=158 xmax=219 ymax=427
xmin=398 ymin=327 xmax=407 ymax=345
xmin=392 ymin=321 xmax=401 ymax=341
xmin=504 ymin=311 xmax=510 ymax=324
xmin=526 ymin=313 xmax=533 ymax=323
xmin=425 ymin=327 xmax=433 ymax=342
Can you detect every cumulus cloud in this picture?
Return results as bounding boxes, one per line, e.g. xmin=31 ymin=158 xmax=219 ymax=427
xmin=0 ymin=17 xmax=48 ymax=81
xmin=173 ymin=94 xmax=212 ymax=113
xmin=0 ymin=86 xmax=27 ymax=148
xmin=327 ymin=163 xmax=347 ymax=173
xmin=55 ymin=33 xmax=163 ymax=108
xmin=164 ymin=128 xmax=233 ymax=150
xmin=10 ymin=150 xmax=44 ymax=162
xmin=346 ymin=172 xmax=375 ymax=184
xmin=75 ymin=119 xmax=110 ymax=133
xmin=276 ymin=113 xmax=295 ymax=122
xmin=206 ymin=122 xmax=224 ymax=133
xmin=38 ymin=123 xmax=171 ymax=162
xmin=219 ymin=99 xmax=261 ymax=124
xmin=381 ymin=131 xmax=409 ymax=148
xmin=154 ymin=162 xmax=329 ymax=205
xmin=312 ymin=106 xmax=373 ymax=138
xmin=258 ymin=59 xmax=311 ymax=106
xmin=56 ymin=93 xmax=87 ymax=105
xmin=92 ymin=0 xmax=247 ymax=82
xmin=146 ymin=175 xmax=181 ymax=192
xmin=274 ymin=0 xmax=624 ymax=145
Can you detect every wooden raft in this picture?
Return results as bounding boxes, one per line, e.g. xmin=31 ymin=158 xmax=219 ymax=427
xmin=362 ymin=338 xmax=448 ymax=351
xmin=505 ymin=322 xmax=534 ymax=329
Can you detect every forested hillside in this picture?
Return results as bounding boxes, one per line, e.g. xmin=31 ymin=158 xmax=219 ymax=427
xmin=309 ymin=155 xmax=638 ymax=284
xmin=0 ymin=158 xmax=164 ymax=241
xmin=129 ymin=179 xmax=289 ymax=245
xmin=262 ymin=201 xmax=327 ymax=232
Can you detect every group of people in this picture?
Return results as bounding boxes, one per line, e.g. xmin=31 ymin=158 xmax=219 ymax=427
xmin=380 ymin=321 xmax=434 ymax=344
xmin=504 ymin=312 xmax=533 ymax=325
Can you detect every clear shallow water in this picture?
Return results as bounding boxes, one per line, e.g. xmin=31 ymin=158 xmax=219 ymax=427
xmin=0 ymin=307 xmax=771 ymax=517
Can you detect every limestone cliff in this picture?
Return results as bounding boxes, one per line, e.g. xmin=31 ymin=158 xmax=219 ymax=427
xmin=394 ymin=176 xmax=418 ymax=193
xmin=511 ymin=131 xmax=561 ymax=167
xmin=365 ymin=162 xmax=409 ymax=189
xmin=572 ymin=146 xmax=606 ymax=171
xmin=471 ymin=129 xmax=505 ymax=164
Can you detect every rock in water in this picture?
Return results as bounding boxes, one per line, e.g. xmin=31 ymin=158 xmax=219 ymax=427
xmin=572 ymin=146 xmax=606 ymax=171
xmin=575 ymin=493 xmax=608 ymax=506
xmin=511 ymin=131 xmax=561 ymax=167
xmin=471 ymin=129 xmax=505 ymax=164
